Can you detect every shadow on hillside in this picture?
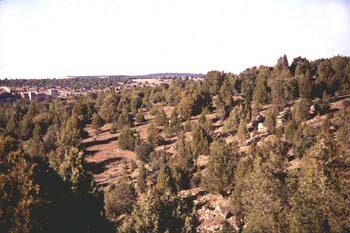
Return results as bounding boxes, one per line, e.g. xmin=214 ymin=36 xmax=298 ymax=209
xmin=86 ymin=157 xmax=122 ymax=174
xmin=162 ymin=138 xmax=177 ymax=146
xmin=83 ymin=136 xmax=118 ymax=148
xmin=332 ymin=94 xmax=350 ymax=101
xmin=85 ymin=149 xmax=99 ymax=156
xmin=135 ymin=120 xmax=149 ymax=127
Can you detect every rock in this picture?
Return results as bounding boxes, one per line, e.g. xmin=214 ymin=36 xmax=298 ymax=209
xmin=195 ymin=193 xmax=238 ymax=232
xmin=257 ymin=122 xmax=267 ymax=133
xmin=309 ymin=104 xmax=316 ymax=115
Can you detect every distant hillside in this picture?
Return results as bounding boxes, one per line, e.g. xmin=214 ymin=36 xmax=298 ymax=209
xmin=67 ymin=73 xmax=204 ymax=79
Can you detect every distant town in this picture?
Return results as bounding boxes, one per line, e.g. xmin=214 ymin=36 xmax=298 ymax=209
xmin=0 ymin=73 xmax=204 ymax=102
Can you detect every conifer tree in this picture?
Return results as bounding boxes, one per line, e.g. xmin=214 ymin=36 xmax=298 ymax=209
xmin=155 ymin=162 xmax=177 ymax=194
xmin=237 ymin=120 xmax=248 ymax=144
xmin=173 ymin=135 xmax=194 ymax=190
xmin=164 ymin=110 xmax=181 ymax=136
xmin=117 ymin=108 xmax=133 ymax=129
xmin=242 ymin=151 xmax=287 ymax=232
xmin=58 ymin=146 xmax=85 ymax=192
xmin=191 ymin=124 xmax=210 ymax=158
xmin=20 ymin=112 xmax=34 ymax=140
xmin=91 ymin=113 xmax=104 ymax=129
xmin=118 ymin=127 xmax=136 ymax=151
xmin=98 ymin=89 xmax=120 ymax=123
xmin=198 ymin=111 xmax=206 ymax=125
xmin=175 ymin=135 xmax=194 ymax=172
xmin=121 ymin=189 xmax=198 ymax=233
xmin=155 ymin=109 xmax=167 ymax=126
xmin=147 ymin=123 xmax=162 ymax=147
xmin=292 ymin=98 xmax=310 ymax=123
xmin=253 ymin=67 xmax=271 ymax=109
xmin=284 ymin=119 xmax=297 ymax=141
xmin=137 ymin=163 xmax=147 ymax=193
xmin=130 ymin=95 xmax=142 ymax=114
xmin=27 ymin=124 xmax=45 ymax=158
xmin=0 ymin=151 xmax=38 ymax=233
xmin=288 ymin=140 xmax=328 ymax=233
xmin=135 ymin=111 xmax=145 ymax=124
xmin=265 ymin=107 xmax=278 ymax=134
xmin=135 ymin=142 xmax=154 ymax=162
xmin=7 ymin=114 xmax=18 ymax=137
xmin=224 ymin=106 xmax=241 ymax=133
xmin=230 ymin=157 xmax=253 ymax=231
xmin=270 ymin=77 xmax=287 ymax=110
xmin=104 ymin=175 xmax=136 ymax=220
xmin=298 ymin=71 xmax=313 ymax=98
xmin=203 ymin=140 xmax=237 ymax=195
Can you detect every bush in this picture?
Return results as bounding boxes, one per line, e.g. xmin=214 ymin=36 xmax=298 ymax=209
xmin=137 ymin=163 xmax=147 ymax=193
xmin=155 ymin=109 xmax=167 ymax=126
xmin=135 ymin=111 xmax=145 ymax=124
xmin=121 ymin=190 xmax=198 ymax=233
xmin=191 ymin=172 xmax=201 ymax=188
xmin=265 ymin=107 xmax=278 ymax=133
xmin=147 ymin=124 xmax=163 ymax=146
xmin=149 ymin=107 xmax=158 ymax=116
xmin=135 ymin=142 xmax=154 ymax=162
xmin=164 ymin=112 xmax=182 ymax=136
xmin=104 ymin=176 xmax=136 ymax=220
xmin=109 ymin=122 xmax=117 ymax=134
xmin=91 ymin=113 xmax=104 ymax=129
xmin=284 ymin=119 xmax=297 ymax=141
xmin=191 ymin=124 xmax=211 ymax=157
xmin=117 ymin=109 xmax=133 ymax=129
xmin=202 ymin=140 xmax=237 ymax=195
xmin=118 ymin=127 xmax=137 ymax=151
xmin=292 ymin=98 xmax=311 ymax=123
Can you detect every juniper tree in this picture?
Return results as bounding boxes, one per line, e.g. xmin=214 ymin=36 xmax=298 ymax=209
xmin=237 ymin=120 xmax=248 ymax=144
xmin=164 ymin=110 xmax=181 ymax=136
xmin=104 ymin=175 xmax=136 ymax=220
xmin=117 ymin=108 xmax=133 ymax=129
xmin=91 ymin=113 xmax=104 ymax=129
xmin=155 ymin=162 xmax=177 ymax=194
xmin=224 ymin=106 xmax=241 ymax=133
xmin=137 ymin=163 xmax=147 ymax=193
xmin=284 ymin=119 xmax=298 ymax=141
xmin=298 ymin=71 xmax=313 ymax=99
xmin=203 ymin=140 xmax=238 ymax=195
xmin=155 ymin=109 xmax=167 ymax=126
xmin=135 ymin=142 xmax=154 ymax=162
xmin=121 ymin=189 xmax=197 ymax=233
xmin=118 ymin=127 xmax=137 ymax=151
xmin=292 ymin=98 xmax=310 ymax=123
xmin=252 ymin=66 xmax=271 ymax=109
xmin=191 ymin=124 xmax=210 ymax=158
xmin=27 ymin=124 xmax=45 ymax=158
xmin=135 ymin=111 xmax=145 ymax=124
xmin=265 ymin=107 xmax=278 ymax=134
xmin=173 ymin=135 xmax=194 ymax=190
xmin=147 ymin=124 xmax=163 ymax=147
xmin=238 ymin=137 xmax=288 ymax=233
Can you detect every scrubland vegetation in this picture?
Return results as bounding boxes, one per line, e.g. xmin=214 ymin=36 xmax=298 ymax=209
xmin=1 ymin=55 xmax=350 ymax=232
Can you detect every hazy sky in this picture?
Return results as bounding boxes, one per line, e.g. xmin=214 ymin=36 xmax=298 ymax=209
xmin=0 ymin=0 xmax=349 ymax=78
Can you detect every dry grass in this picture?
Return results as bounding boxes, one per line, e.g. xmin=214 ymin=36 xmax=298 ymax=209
xmin=288 ymin=158 xmax=302 ymax=170
xmin=83 ymin=125 xmax=137 ymax=187
xmin=83 ymin=108 xmax=179 ymax=188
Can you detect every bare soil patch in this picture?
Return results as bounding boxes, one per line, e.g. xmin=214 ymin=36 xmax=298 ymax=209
xmin=83 ymin=125 xmax=136 ymax=187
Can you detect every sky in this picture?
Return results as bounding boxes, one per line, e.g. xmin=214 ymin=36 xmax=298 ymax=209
xmin=0 ymin=0 xmax=349 ymax=78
